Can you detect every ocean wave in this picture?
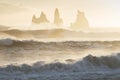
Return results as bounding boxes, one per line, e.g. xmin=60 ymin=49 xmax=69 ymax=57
xmin=0 ymin=53 xmax=120 ymax=73
xmin=0 ymin=53 xmax=120 ymax=80
xmin=1 ymin=28 xmax=120 ymax=42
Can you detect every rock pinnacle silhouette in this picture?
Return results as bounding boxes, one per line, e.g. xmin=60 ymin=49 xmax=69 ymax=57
xmin=71 ymin=10 xmax=89 ymax=29
xmin=54 ymin=8 xmax=63 ymax=26
xmin=32 ymin=11 xmax=49 ymax=24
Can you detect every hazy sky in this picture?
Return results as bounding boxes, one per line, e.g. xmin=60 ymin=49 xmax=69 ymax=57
xmin=0 ymin=0 xmax=120 ymax=27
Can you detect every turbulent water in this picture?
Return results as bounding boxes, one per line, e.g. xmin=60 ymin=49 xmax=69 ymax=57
xmin=0 ymin=39 xmax=120 ymax=80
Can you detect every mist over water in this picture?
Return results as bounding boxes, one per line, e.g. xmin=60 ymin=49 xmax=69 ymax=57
xmin=1 ymin=0 xmax=120 ymax=79
xmin=0 ymin=27 xmax=120 ymax=80
xmin=0 ymin=24 xmax=120 ymax=80
xmin=0 ymin=39 xmax=120 ymax=80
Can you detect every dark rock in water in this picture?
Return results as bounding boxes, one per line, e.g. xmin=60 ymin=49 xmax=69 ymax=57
xmin=32 ymin=11 xmax=49 ymax=24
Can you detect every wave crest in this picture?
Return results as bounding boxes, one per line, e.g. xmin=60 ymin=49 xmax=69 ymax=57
xmin=0 ymin=53 xmax=120 ymax=74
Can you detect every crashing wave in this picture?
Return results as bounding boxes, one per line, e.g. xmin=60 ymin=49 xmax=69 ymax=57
xmin=0 ymin=53 xmax=120 ymax=73
xmin=0 ymin=54 xmax=120 ymax=80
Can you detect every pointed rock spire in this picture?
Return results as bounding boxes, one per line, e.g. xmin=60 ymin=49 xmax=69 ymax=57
xmin=54 ymin=8 xmax=63 ymax=26
xmin=71 ymin=10 xmax=89 ymax=29
xmin=39 ymin=11 xmax=49 ymax=23
xmin=32 ymin=14 xmax=37 ymax=23
xmin=32 ymin=11 xmax=49 ymax=24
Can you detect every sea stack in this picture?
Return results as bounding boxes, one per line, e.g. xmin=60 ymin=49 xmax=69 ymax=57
xmin=32 ymin=11 xmax=49 ymax=24
xmin=54 ymin=8 xmax=63 ymax=26
xmin=71 ymin=10 xmax=89 ymax=29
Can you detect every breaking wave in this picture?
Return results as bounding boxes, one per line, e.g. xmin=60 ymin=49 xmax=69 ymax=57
xmin=0 ymin=54 xmax=120 ymax=80
xmin=0 ymin=39 xmax=120 ymax=79
xmin=1 ymin=53 xmax=120 ymax=73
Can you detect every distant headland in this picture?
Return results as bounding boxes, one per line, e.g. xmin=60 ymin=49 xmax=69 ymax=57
xmin=32 ymin=8 xmax=89 ymax=29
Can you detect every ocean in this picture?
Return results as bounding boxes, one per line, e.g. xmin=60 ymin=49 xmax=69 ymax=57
xmin=0 ymin=39 xmax=120 ymax=80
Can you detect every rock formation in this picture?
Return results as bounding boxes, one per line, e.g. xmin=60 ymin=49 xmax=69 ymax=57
xmin=71 ymin=10 xmax=89 ymax=29
xmin=54 ymin=8 xmax=63 ymax=26
xmin=32 ymin=11 xmax=49 ymax=24
xmin=32 ymin=9 xmax=89 ymax=29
